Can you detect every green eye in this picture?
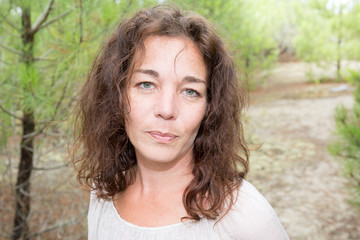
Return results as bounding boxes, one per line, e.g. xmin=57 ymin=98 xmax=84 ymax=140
xmin=141 ymin=82 xmax=153 ymax=89
xmin=185 ymin=89 xmax=197 ymax=96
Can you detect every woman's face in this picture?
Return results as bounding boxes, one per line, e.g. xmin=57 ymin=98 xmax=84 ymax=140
xmin=125 ymin=36 xmax=207 ymax=168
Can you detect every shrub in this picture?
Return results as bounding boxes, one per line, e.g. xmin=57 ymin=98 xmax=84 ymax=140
xmin=329 ymin=70 xmax=360 ymax=205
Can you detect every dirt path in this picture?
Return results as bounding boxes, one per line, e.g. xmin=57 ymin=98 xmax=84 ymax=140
xmin=246 ymin=62 xmax=360 ymax=240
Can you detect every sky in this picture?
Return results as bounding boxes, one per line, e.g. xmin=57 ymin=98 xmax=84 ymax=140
xmin=326 ymin=0 xmax=355 ymax=14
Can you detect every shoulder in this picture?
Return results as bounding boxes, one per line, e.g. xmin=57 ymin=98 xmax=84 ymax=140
xmin=214 ymin=180 xmax=289 ymax=240
xmin=87 ymin=191 xmax=113 ymax=238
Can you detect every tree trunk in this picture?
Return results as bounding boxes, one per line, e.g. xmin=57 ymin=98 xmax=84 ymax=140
xmin=336 ymin=6 xmax=343 ymax=82
xmin=336 ymin=52 xmax=341 ymax=81
xmin=336 ymin=36 xmax=342 ymax=81
xmin=12 ymin=113 xmax=35 ymax=240
xmin=12 ymin=5 xmax=35 ymax=240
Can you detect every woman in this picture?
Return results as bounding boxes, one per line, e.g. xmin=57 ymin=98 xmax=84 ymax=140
xmin=73 ymin=4 xmax=289 ymax=240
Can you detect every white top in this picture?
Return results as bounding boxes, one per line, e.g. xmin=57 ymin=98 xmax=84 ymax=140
xmin=88 ymin=180 xmax=289 ymax=240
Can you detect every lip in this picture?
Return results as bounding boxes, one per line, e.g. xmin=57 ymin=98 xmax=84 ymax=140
xmin=146 ymin=131 xmax=178 ymax=144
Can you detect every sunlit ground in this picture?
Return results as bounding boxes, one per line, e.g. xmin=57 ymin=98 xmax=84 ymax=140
xmin=247 ymin=60 xmax=360 ymax=239
xmin=2 ymin=60 xmax=360 ymax=239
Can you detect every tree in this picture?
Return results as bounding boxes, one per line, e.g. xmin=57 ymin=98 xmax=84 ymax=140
xmin=293 ymin=0 xmax=359 ymax=81
xmin=329 ymin=71 xmax=360 ymax=205
xmin=0 ymin=1 xmax=73 ymax=238
xmin=0 ymin=0 xmax=159 ymax=238
xmin=329 ymin=0 xmax=360 ymax=207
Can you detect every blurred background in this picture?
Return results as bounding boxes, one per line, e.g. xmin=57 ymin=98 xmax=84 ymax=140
xmin=1 ymin=0 xmax=360 ymax=239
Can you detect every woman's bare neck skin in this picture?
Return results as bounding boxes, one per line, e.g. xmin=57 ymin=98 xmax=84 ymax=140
xmin=133 ymin=148 xmax=194 ymax=195
xmin=113 ymin=149 xmax=194 ymax=227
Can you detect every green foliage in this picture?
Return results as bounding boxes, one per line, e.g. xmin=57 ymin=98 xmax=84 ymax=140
xmin=0 ymin=0 xmax=158 ymax=141
xmin=293 ymin=0 xmax=360 ymax=82
xmin=0 ymin=0 xmax=161 ymax=238
xmin=329 ymin=70 xmax=360 ymax=205
xmin=294 ymin=10 xmax=334 ymax=62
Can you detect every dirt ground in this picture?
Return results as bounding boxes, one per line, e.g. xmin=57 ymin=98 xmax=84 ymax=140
xmin=2 ymin=62 xmax=360 ymax=239
xmin=246 ymin=62 xmax=360 ymax=240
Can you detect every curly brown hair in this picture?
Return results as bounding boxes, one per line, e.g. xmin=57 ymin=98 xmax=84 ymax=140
xmin=73 ymin=4 xmax=249 ymax=221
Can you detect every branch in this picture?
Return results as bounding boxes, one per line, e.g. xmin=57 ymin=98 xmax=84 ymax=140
xmin=34 ymin=57 xmax=56 ymax=61
xmin=0 ymin=13 xmax=20 ymax=32
xmin=34 ymin=79 xmax=70 ymax=137
xmin=0 ymin=24 xmax=19 ymax=38
xmin=33 ymin=163 xmax=69 ymax=171
xmin=78 ymin=0 xmax=83 ymax=44
xmin=27 ymin=210 xmax=87 ymax=238
xmin=31 ymin=0 xmax=54 ymax=34
xmin=0 ymin=104 xmax=22 ymax=120
xmin=35 ymin=142 xmax=66 ymax=161
xmin=36 ymin=10 xmax=73 ymax=32
xmin=36 ymin=130 xmax=65 ymax=137
xmin=0 ymin=59 xmax=15 ymax=65
xmin=52 ymin=80 xmax=69 ymax=120
xmin=4 ymin=19 xmax=19 ymax=31
xmin=39 ymin=48 xmax=54 ymax=59
xmin=0 ymin=42 xmax=22 ymax=55
xmin=124 ymin=0 xmax=134 ymax=15
xmin=0 ymin=231 xmax=11 ymax=239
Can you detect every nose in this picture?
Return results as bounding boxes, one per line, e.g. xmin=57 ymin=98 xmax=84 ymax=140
xmin=154 ymin=90 xmax=178 ymax=120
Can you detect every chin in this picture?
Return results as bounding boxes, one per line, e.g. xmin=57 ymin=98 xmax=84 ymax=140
xmin=136 ymin=147 xmax=191 ymax=166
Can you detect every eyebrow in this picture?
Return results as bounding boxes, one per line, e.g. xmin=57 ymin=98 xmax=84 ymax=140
xmin=134 ymin=69 xmax=159 ymax=78
xmin=134 ymin=68 xmax=206 ymax=84
xmin=182 ymin=76 xmax=206 ymax=84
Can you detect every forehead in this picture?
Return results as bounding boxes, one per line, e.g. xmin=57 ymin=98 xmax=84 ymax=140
xmin=133 ymin=35 xmax=206 ymax=77
xmin=142 ymin=35 xmax=201 ymax=55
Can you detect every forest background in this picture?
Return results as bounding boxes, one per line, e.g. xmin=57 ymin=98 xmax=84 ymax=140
xmin=1 ymin=0 xmax=360 ymax=239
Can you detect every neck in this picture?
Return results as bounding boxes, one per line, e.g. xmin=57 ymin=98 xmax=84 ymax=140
xmin=133 ymin=151 xmax=194 ymax=196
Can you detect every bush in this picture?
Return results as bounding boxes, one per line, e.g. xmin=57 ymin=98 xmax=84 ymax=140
xmin=329 ymin=70 xmax=360 ymax=205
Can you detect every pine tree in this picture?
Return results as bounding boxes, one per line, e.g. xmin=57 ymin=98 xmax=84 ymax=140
xmin=329 ymin=70 xmax=360 ymax=205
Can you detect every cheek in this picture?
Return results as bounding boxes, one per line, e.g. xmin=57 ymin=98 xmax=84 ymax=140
xmin=124 ymin=97 xmax=140 ymax=135
xmin=126 ymin=95 xmax=144 ymax=122
xmin=125 ymin=95 xmax=154 ymax=135
xmin=185 ymin=104 xmax=207 ymax=135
